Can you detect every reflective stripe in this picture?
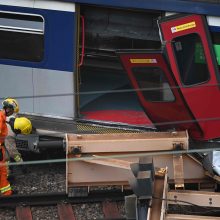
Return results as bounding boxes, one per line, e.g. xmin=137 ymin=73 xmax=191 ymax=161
xmin=1 ymin=184 xmax=11 ymax=193
xmin=14 ymin=155 xmax=22 ymax=162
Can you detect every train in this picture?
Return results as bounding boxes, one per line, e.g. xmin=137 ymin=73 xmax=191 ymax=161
xmin=1 ymin=0 xmax=220 ymax=151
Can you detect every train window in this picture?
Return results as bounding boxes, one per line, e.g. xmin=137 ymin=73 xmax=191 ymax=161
xmin=172 ymin=33 xmax=210 ymax=86
xmin=132 ymin=67 xmax=175 ymax=102
xmin=0 ymin=12 xmax=44 ymax=62
xmin=210 ymin=31 xmax=220 ymax=67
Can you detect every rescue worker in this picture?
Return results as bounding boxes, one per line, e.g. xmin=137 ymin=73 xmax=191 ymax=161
xmin=2 ymin=98 xmax=19 ymax=116
xmin=5 ymin=117 xmax=32 ymax=168
xmin=0 ymin=100 xmax=16 ymax=196
xmin=2 ymin=98 xmax=23 ymax=164
xmin=2 ymin=98 xmax=32 ymax=177
xmin=0 ymin=114 xmax=32 ymax=196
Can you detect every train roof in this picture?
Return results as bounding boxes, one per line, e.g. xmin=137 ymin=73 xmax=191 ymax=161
xmin=72 ymin=0 xmax=220 ymax=16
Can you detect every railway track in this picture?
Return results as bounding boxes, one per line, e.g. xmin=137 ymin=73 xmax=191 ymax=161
xmin=0 ymin=191 xmax=129 ymax=220
xmin=15 ymin=201 xmax=125 ymax=220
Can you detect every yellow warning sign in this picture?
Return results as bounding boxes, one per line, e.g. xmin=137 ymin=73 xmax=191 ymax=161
xmin=171 ymin=21 xmax=196 ymax=33
xmin=130 ymin=58 xmax=157 ymax=64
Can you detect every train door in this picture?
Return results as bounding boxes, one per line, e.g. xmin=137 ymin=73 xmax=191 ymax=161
xmin=117 ymin=50 xmax=202 ymax=139
xmin=159 ymin=14 xmax=220 ymax=140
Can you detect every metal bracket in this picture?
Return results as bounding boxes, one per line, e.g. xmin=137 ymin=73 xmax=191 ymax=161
xmin=173 ymin=142 xmax=184 ymax=150
xmin=129 ymin=157 xmax=154 ymax=198
xmin=173 ymin=154 xmax=184 ymax=189
xmin=71 ymin=146 xmax=82 ymax=155
xmin=68 ymin=186 xmax=88 ymax=197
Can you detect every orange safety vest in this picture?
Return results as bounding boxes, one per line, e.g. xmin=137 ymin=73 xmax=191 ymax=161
xmin=0 ymin=110 xmax=12 ymax=196
xmin=0 ymin=110 xmax=7 ymax=144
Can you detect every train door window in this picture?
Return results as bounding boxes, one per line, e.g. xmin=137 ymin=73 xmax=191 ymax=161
xmin=132 ymin=66 xmax=175 ymax=102
xmin=0 ymin=12 xmax=44 ymax=62
xmin=210 ymin=31 xmax=220 ymax=70
xmin=172 ymin=33 xmax=210 ymax=86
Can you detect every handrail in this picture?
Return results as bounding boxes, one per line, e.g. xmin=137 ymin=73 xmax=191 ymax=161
xmin=78 ymin=15 xmax=85 ymax=67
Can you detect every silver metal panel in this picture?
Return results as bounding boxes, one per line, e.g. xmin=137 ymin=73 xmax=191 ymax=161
xmin=33 ymin=68 xmax=74 ymax=118
xmin=0 ymin=0 xmax=34 ymax=8
xmin=0 ymin=0 xmax=75 ymax=12
xmin=34 ymin=0 xmax=75 ymax=12
xmin=207 ymin=16 xmax=220 ymax=26
xmin=0 ymin=64 xmax=34 ymax=112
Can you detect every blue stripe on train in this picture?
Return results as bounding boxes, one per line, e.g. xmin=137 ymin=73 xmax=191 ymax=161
xmin=74 ymin=0 xmax=220 ymax=17
xmin=209 ymin=25 xmax=220 ymax=33
xmin=0 ymin=5 xmax=75 ymax=72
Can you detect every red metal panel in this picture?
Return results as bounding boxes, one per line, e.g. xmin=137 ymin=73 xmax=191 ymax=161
xmin=57 ymin=203 xmax=76 ymax=220
xmin=82 ymin=110 xmax=153 ymax=126
xmin=118 ymin=51 xmax=202 ymax=139
xmin=159 ymin=14 xmax=220 ymax=140
xmin=16 ymin=206 xmax=33 ymax=220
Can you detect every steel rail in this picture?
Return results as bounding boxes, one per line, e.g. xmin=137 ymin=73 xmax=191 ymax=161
xmin=0 ymin=190 xmax=131 ymax=208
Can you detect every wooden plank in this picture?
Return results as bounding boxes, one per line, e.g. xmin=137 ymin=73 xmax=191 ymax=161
xmin=149 ymin=178 xmax=164 ymax=220
xmin=160 ymin=168 xmax=168 ymax=219
xmin=83 ymin=158 xmax=131 ymax=169
xmin=68 ymin=155 xmax=206 ymax=186
xmin=102 ymin=201 xmax=121 ymax=219
xmin=67 ymin=131 xmax=188 ymax=153
xmin=166 ymin=214 xmax=220 ymax=220
xmin=68 ymin=131 xmax=188 ymax=141
xmin=167 ymin=190 xmax=220 ymax=207
xmin=57 ymin=203 xmax=76 ymax=220
xmin=16 ymin=206 xmax=32 ymax=220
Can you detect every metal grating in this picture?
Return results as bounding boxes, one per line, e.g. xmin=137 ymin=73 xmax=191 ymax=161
xmin=76 ymin=123 xmax=145 ymax=134
xmin=16 ymin=139 xmax=29 ymax=150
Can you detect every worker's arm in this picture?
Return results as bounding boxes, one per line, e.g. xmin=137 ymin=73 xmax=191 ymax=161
xmin=0 ymin=112 xmax=3 ymax=137
xmin=0 ymin=111 xmax=4 ymax=143
xmin=0 ymin=112 xmax=3 ymax=160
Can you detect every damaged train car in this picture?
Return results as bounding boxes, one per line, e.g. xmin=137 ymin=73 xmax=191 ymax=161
xmin=0 ymin=1 xmax=219 ymax=133
xmin=2 ymin=0 xmax=220 ymax=218
xmin=0 ymin=1 xmax=220 ymax=156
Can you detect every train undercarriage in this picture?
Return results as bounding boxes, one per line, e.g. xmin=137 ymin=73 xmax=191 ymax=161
xmin=66 ymin=130 xmax=220 ymax=219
